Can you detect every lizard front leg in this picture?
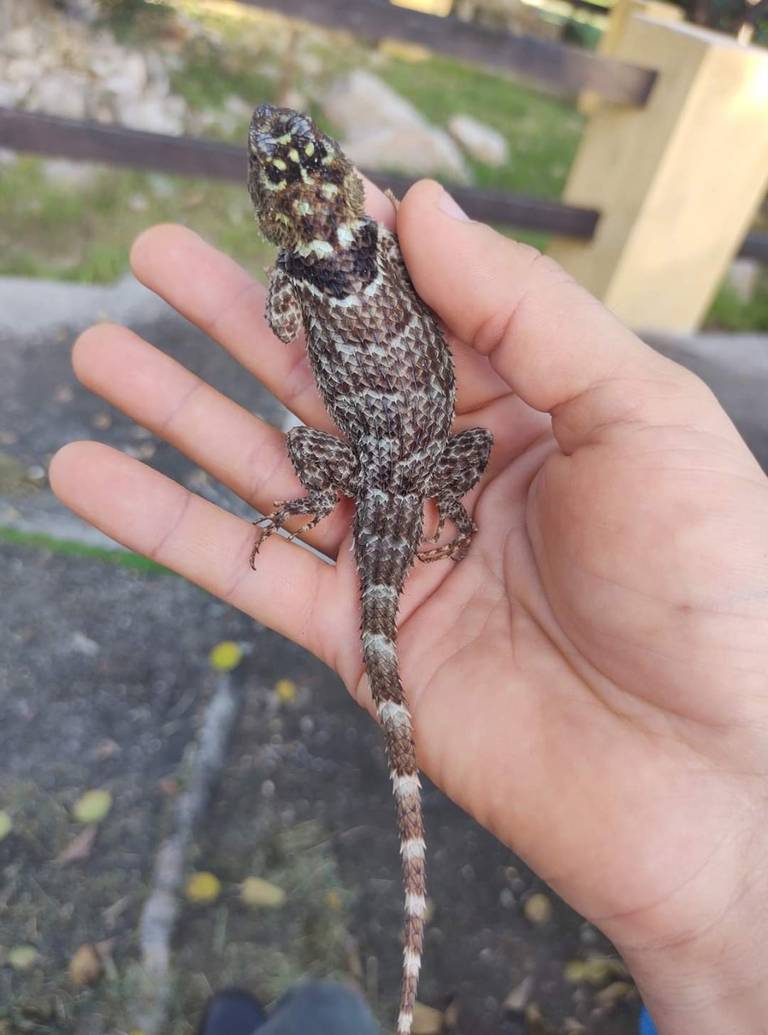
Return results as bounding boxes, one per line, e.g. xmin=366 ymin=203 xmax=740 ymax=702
xmin=418 ymin=427 xmax=492 ymax=563
xmin=250 ymin=427 xmax=358 ymax=566
xmin=265 ymin=263 xmax=302 ymax=343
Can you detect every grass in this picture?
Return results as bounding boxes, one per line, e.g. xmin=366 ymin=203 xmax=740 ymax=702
xmin=707 ymin=277 xmax=768 ymax=333
xmin=0 ymin=526 xmax=172 ymax=575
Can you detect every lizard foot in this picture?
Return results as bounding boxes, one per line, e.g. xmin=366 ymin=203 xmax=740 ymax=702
xmin=417 ymin=527 xmax=475 ymax=564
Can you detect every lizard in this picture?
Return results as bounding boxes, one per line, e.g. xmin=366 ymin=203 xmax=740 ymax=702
xmin=247 ymin=103 xmax=492 ymax=1035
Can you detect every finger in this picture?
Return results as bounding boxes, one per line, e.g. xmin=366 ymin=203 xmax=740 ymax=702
xmin=397 ymin=180 xmax=743 ymax=453
xmin=72 ymin=324 xmax=353 ymax=557
xmin=48 ymin=441 xmax=344 ymax=665
xmin=129 ymin=177 xmax=395 ymax=428
xmin=131 ymin=223 xmax=333 ymax=430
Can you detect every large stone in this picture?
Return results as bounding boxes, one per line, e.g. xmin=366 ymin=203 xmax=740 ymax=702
xmin=448 ymin=113 xmax=509 ymax=167
xmin=324 ymin=69 xmax=425 ymax=138
xmin=343 ymin=125 xmax=471 ymax=184
xmin=323 ymin=70 xmax=471 ymax=183
xmin=117 ymin=95 xmax=187 ymax=136
xmin=29 ymin=70 xmax=89 ymax=120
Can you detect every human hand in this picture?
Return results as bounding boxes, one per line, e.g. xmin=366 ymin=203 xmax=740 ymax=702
xmin=50 ymin=180 xmax=768 ymax=1033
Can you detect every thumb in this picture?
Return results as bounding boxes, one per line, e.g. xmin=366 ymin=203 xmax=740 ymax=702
xmin=396 ymin=180 xmax=736 ymax=452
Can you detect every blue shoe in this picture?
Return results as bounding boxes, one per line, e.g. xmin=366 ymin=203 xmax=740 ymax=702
xmin=198 ymin=989 xmax=268 ymax=1035
xmin=639 ymin=1006 xmax=658 ymax=1035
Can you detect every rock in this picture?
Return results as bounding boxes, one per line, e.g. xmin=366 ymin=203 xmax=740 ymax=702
xmin=101 ymin=51 xmax=148 ymax=99
xmin=117 ymin=95 xmax=186 ymax=135
xmin=324 ymin=70 xmax=470 ymax=183
xmin=449 ymin=113 xmax=509 ymax=167
xmin=345 ymin=126 xmax=470 ymax=183
xmin=324 ymin=69 xmax=425 ymax=138
xmin=29 ymin=70 xmax=89 ymax=120
xmin=5 ymin=25 xmax=39 ymax=57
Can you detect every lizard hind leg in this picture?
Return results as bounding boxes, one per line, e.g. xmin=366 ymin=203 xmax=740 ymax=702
xmin=418 ymin=427 xmax=492 ymax=563
xmin=250 ymin=426 xmax=358 ymax=568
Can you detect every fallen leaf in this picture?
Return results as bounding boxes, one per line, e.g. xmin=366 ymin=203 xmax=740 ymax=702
xmin=0 ymin=811 xmax=12 ymax=841
xmin=56 ymin=825 xmax=97 ymax=865
xmin=275 ymin=678 xmax=297 ymax=703
xmin=595 ymin=980 xmax=633 ymax=1006
xmin=185 ymin=871 xmax=221 ymax=903
xmin=412 ymin=1001 xmax=443 ymax=1034
xmin=523 ymin=892 xmax=553 ymax=925
xmin=325 ymin=889 xmax=341 ymax=911
xmin=69 ymin=944 xmax=102 ymax=986
xmin=208 ymin=641 xmax=243 ymax=671
xmin=240 ymin=876 xmax=286 ymax=908
xmin=565 ymin=955 xmax=628 ymax=985
xmin=73 ymin=789 xmax=112 ymax=824
xmin=8 ymin=945 xmax=40 ymax=971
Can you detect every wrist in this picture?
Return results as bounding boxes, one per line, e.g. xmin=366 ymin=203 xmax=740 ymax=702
xmin=615 ymin=850 xmax=768 ymax=1034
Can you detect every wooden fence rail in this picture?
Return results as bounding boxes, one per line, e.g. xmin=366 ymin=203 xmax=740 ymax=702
xmin=2 ymin=107 xmax=765 ymax=262
xmin=242 ymin=0 xmax=657 ymax=104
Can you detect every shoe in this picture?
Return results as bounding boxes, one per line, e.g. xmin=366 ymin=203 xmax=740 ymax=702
xmin=198 ymin=989 xmax=268 ymax=1035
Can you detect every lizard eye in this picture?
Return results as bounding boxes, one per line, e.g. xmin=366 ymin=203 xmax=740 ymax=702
xmin=265 ymin=164 xmax=285 ymax=185
xmin=303 ymin=142 xmax=326 ymax=170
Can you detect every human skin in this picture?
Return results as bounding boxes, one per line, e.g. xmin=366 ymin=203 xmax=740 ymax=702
xmin=50 ymin=179 xmax=768 ymax=1033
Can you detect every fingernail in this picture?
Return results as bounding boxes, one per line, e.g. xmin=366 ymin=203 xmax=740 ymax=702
xmin=438 ymin=189 xmax=470 ymax=222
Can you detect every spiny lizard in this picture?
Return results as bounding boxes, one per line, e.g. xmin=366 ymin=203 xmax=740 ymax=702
xmin=247 ymin=104 xmax=492 ymax=1034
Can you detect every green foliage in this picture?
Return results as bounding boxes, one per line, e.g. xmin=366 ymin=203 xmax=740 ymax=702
xmin=706 ymin=279 xmax=768 ymax=332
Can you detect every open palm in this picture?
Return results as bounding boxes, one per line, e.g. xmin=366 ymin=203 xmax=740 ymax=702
xmin=52 ymin=180 xmax=768 ymax=1029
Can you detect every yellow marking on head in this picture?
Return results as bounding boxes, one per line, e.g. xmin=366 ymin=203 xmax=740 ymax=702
xmin=271 ymin=158 xmax=287 ymax=171
xmin=321 ymin=183 xmax=339 ymax=198
xmin=294 ymin=200 xmax=312 ymax=215
xmin=289 ymin=148 xmax=300 ymax=163
xmin=277 ymin=133 xmax=292 ymax=144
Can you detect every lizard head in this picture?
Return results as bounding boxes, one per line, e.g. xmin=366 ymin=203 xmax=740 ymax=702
xmin=248 ymin=104 xmax=365 ymax=250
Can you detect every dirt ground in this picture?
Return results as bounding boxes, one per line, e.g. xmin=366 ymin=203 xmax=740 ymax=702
xmin=0 ymin=282 xmax=648 ymax=1034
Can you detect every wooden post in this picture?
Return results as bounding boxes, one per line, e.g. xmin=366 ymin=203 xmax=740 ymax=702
xmin=549 ymin=16 xmax=768 ymax=332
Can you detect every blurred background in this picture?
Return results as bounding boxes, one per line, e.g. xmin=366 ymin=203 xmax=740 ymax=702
xmin=0 ymin=1 xmax=766 ymax=1033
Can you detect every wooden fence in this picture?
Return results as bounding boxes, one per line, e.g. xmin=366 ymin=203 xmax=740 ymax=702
xmin=1 ymin=0 xmax=766 ymax=327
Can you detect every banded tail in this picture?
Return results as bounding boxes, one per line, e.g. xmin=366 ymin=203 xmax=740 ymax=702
xmin=354 ymin=488 xmax=426 ymax=1035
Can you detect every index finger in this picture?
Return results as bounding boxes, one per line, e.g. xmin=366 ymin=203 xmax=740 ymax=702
xmin=129 ymin=179 xmax=396 ymax=432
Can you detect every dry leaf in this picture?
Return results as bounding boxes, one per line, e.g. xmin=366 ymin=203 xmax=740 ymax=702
xmin=0 ymin=811 xmax=12 ymax=841
xmin=595 ymin=981 xmax=633 ymax=1006
xmin=240 ymin=876 xmax=286 ymax=908
xmin=503 ymin=974 xmax=534 ymax=1013
xmin=185 ymin=871 xmax=221 ymax=903
xmin=69 ymin=944 xmax=102 ymax=986
xmin=8 ymin=946 xmax=40 ymax=971
xmin=325 ymin=889 xmax=342 ymax=911
xmin=523 ymin=893 xmax=553 ymax=925
xmin=56 ymin=825 xmax=97 ymax=865
xmin=73 ymin=789 xmax=112 ymax=824
xmin=412 ymin=1001 xmax=443 ymax=1034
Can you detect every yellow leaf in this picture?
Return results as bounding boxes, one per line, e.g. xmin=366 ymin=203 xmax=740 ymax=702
xmin=274 ymin=678 xmax=296 ymax=703
xmin=523 ymin=892 xmax=553 ymax=926
xmin=0 ymin=811 xmax=12 ymax=841
xmin=69 ymin=944 xmax=102 ymax=986
xmin=325 ymin=889 xmax=341 ymax=911
xmin=209 ymin=641 xmax=243 ymax=671
xmin=73 ymin=789 xmax=112 ymax=824
xmin=8 ymin=946 xmax=39 ymax=971
xmin=240 ymin=876 xmax=286 ymax=908
xmin=185 ymin=871 xmax=221 ymax=903
xmin=412 ymin=1001 xmax=443 ymax=1034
